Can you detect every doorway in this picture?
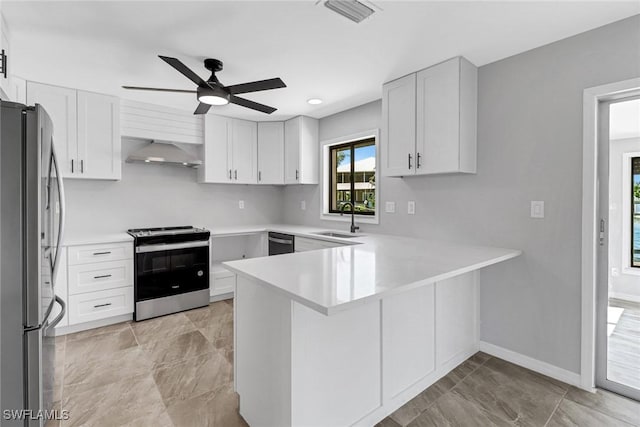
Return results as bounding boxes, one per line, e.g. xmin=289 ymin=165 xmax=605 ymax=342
xmin=595 ymin=96 xmax=640 ymax=400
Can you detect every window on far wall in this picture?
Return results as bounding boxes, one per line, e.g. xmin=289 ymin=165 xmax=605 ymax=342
xmin=328 ymin=138 xmax=376 ymax=215
xmin=632 ymin=157 xmax=640 ymax=268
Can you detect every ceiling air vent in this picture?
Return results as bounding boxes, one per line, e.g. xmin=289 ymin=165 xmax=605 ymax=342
xmin=324 ymin=0 xmax=376 ymax=23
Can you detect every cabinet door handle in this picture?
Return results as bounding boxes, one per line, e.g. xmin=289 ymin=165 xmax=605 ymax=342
xmin=71 ymin=159 xmax=74 ymax=173
xmin=92 ymin=251 xmax=111 ymax=256
xmin=93 ymin=274 xmax=112 ymax=279
xmin=295 ymin=169 xmax=299 ymax=180
xmin=80 ymin=159 xmax=84 ymax=173
xmin=93 ymin=303 xmax=112 ymax=308
xmin=408 ymin=153 xmax=413 ymax=170
xmin=0 ymin=49 xmax=6 ymax=79
xmin=229 ymin=169 xmax=232 ymax=180
xmin=417 ymin=153 xmax=421 ymax=169
xmin=258 ymin=171 xmax=261 ymax=182
xmin=234 ymin=170 xmax=238 ymax=180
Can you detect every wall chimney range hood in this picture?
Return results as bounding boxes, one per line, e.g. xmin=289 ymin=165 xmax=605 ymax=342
xmin=126 ymin=141 xmax=202 ymax=168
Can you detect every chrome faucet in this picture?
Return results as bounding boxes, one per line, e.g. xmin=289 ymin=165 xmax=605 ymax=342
xmin=340 ymin=202 xmax=360 ymax=234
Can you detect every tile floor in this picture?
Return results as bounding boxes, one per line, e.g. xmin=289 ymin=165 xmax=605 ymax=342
xmin=51 ymin=300 xmax=640 ymax=427
xmin=608 ymin=298 xmax=640 ymax=390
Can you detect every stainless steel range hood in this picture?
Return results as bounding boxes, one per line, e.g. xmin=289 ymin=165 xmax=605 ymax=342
xmin=126 ymin=141 xmax=202 ymax=168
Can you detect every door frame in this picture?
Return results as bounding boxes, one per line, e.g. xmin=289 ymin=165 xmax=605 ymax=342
xmin=581 ymin=77 xmax=640 ymax=392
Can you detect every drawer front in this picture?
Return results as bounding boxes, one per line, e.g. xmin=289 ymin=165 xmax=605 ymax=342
xmin=211 ymin=275 xmax=235 ymax=296
xmin=68 ymin=259 xmax=133 ymax=295
xmin=68 ymin=287 xmax=134 ymax=325
xmin=68 ymin=242 xmax=133 ymax=265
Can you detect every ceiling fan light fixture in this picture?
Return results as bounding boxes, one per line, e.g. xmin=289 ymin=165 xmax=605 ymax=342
xmin=197 ymin=86 xmax=230 ymax=105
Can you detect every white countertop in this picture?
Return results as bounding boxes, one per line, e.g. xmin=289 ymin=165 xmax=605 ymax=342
xmin=63 ymin=232 xmax=133 ymax=247
xmin=223 ymin=225 xmax=521 ymax=315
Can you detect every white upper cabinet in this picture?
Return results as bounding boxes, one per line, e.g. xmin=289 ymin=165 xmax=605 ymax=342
xmin=284 ymin=116 xmax=319 ymax=184
xmin=199 ymin=115 xmax=232 ymax=183
xmin=199 ymin=115 xmax=257 ymax=184
xmin=382 ymin=56 xmax=477 ymax=177
xmin=77 ymin=91 xmax=121 ymax=180
xmin=120 ymin=100 xmax=204 ymax=145
xmin=27 ymin=82 xmax=78 ymax=177
xmin=232 ymin=119 xmax=258 ymax=184
xmin=381 ymin=74 xmax=416 ymax=176
xmin=257 ymin=122 xmax=284 ymax=185
xmin=27 ymin=82 xmax=121 ymax=180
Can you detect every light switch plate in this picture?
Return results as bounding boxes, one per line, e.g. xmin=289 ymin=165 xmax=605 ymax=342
xmin=301 ymin=200 xmax=306 ymax=210
xmin=530 ymin=201 xmax=544 ymax=218
xmin=385 ymin=201 xmax=396 ymax=213
xmin=408 ymin=201 xmax=415 ymax=215
xmin=239 ymin=200 xmax=245 ymax=209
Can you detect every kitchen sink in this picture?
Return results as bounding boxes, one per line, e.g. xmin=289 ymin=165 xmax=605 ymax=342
xmin=313 ymin=231 xmax=362 ymax=239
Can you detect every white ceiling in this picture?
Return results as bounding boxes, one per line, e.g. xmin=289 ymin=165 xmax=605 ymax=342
xmin=4 ymin=1 xmax=639 ymax=121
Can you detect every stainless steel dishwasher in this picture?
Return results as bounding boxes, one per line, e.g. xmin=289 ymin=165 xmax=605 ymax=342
xmin=268 ymin=232 xmax=295 ymax=255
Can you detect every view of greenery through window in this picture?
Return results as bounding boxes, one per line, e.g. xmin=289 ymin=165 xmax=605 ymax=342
xmin=633 ymin=157 xmax=639 ymax=267
xmin=329 ymin=138 xmax=376 ymax=215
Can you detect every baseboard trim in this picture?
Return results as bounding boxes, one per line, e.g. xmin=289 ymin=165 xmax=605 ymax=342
xmin=479 ymin=341 xmax=583 ymax=389
xmin=210 ymin=292 xmax=234 ymax=303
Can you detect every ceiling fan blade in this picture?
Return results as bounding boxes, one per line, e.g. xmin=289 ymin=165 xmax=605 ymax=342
xmin=122 ymin=86 xmax=196 ymax=93
xmin=158 ymin=55 xmax=211 ymax=88
xmin=194 ymin=103 xmax=211 ymax=115
xmin=230 ymin=96 xmax=277 ymax=114
xmin=226 ymin=78 xmax=286 ymax=95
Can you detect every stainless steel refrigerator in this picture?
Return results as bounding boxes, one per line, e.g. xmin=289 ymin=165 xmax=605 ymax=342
xmin=1 ymin=101 xmax=66 ymax=426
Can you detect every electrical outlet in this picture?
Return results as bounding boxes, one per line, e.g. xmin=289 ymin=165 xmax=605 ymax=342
xmin=301 ymin=200 xmax=306 ymax=210
xmin=239 ymin=200 xmax=245 ymax=209
xmin=408 ymin=201 xmax=415 ymax=215
xmin=530 ymin=201 xmax=544 ymax=218
xmin=385 ymin=201 xmax=396 ymax=213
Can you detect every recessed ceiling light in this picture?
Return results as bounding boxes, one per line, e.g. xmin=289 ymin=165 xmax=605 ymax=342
xmin=307 ymin=98 xmax=323 ymax=105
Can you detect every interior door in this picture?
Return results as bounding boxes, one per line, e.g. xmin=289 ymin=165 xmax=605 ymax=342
xmin=595 ymin=97 xmax=640 ymax=401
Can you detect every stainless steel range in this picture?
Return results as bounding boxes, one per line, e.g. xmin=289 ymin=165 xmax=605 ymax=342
xmin=127 ymin=226 xmax=210 ymax=321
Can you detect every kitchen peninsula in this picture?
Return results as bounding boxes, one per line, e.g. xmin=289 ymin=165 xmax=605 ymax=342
xmin=224 ymin=231 xmax=521 ymax=427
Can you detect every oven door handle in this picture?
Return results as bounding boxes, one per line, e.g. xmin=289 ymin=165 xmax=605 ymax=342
xmin=136 ymin=241 xmax=209 ymax=253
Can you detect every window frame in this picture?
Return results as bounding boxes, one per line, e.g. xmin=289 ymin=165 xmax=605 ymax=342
xmin=327 ymin=138 xmax=376 ymax=216
xmin=631 ymin=156 xmax=639 ymax=268
xmin=320 ymin=129 xmax=380 ymax=225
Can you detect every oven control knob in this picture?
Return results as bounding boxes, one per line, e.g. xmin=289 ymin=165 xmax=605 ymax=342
xmin=197 ymin=270 xmax=204 ymax=277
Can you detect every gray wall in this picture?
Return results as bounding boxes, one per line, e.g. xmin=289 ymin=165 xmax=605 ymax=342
xmin=283 ymin=15 xmax=640 ymax=373
xmin=64 ymin=139 xmax=284 ymax=239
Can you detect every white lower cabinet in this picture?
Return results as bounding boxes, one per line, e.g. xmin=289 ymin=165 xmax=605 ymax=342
xmin=68 ymin=287 xmax=134 ymax=325
xmin=59 ymin=240 xmax=134 ymax=329
xmin=68 ymin=259 xmax=133 ymax=295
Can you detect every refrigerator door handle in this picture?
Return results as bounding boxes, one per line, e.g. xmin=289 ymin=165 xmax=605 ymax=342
xmin=50 ymin=140 xmax=66 ymax=281
xmin=46 ymin=295 xmax=66 ymax=330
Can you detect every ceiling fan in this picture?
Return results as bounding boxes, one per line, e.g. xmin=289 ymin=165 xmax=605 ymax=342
xmin=123 ymin=55 xmax=286 ymax=115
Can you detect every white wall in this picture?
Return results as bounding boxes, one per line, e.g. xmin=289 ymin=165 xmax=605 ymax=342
xmin=609 ymin=137 xmax=640 ymax=302
xmin=64 ymin=139 xmax=284 ymax=239
xmin=283 ymin=15 xmax=640 ymax=374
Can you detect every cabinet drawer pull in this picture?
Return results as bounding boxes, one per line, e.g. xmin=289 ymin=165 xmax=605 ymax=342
xmin=234 ymin=169 xmax=238 ymax=180
xmin=295 ymin=169 xmax=299 ymax=180
xmin=81 ymin=159 xmax=84 ymax=173
xmin=71 ymin=159 xmax=74 ymax=173
xmin=408 ymin=153 xmax=413 ymax=169
xmin=93 ymin=303 xmax=112 ymax=308
xmin=417 ymin=152 xmax=421 ymax=169
xmin=93 ymin=251 xmax=111 ymax=256
xmin=229 ymin=169 xmax=232 ymax=180
xmin=93 ymin=274 xmax=112 ymax=279
xmin=258 ymin=171 xmax=261 ymax=182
